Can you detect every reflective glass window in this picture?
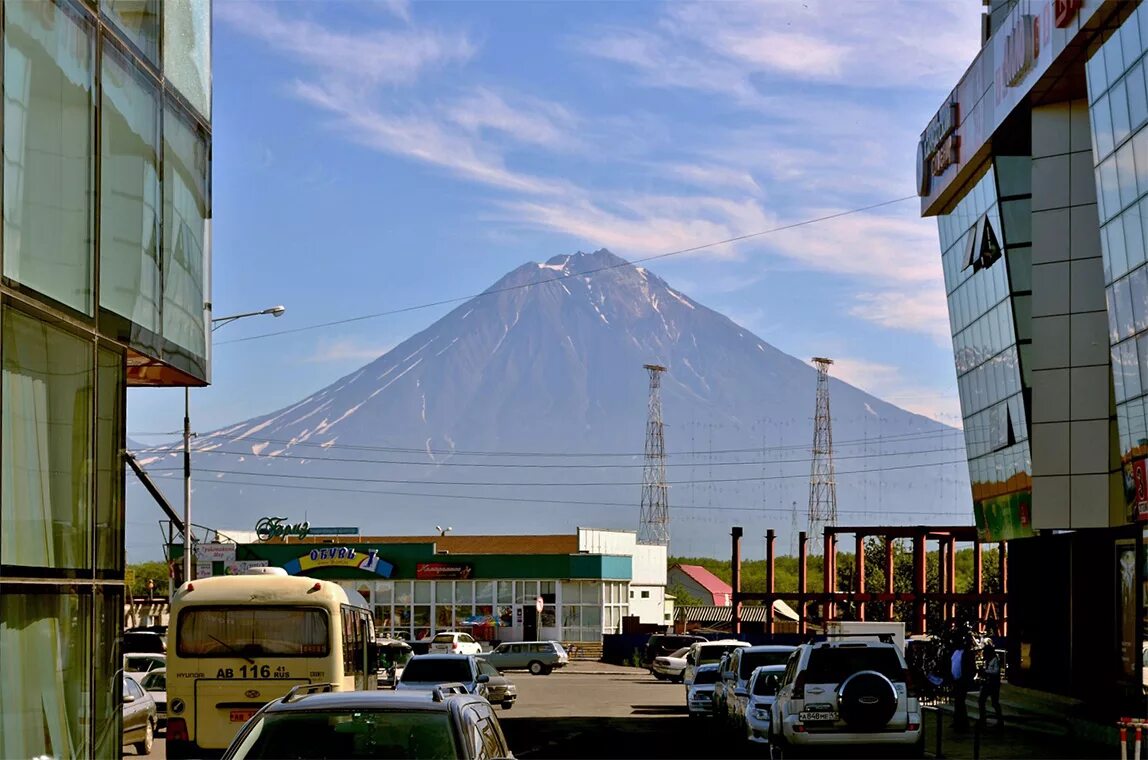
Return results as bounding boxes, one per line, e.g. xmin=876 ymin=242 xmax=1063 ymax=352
xmin=1116 ymin=275 xmax=1137 ymax=339
xmin=1141 ymin=8 xmax=1148 ymax=69
xmin=1124 ymin=339 xmax=1143 ymax=399
xmin=1132 ymin=266 xmax=1148 ymax=334
xmin=1007 ymin=247 xmax=1032 ymax=292
xmin=1122 ymin=15 xmax=1143 ymax=72
xmin=94 ymin=588 xmax=123 ymax=759
xmin=435 ymin=581 xmax=453 ymax=605
xmin=1130 ymin=63 xmax=1148 ymax=132
xmin=1134 ymin=131 xmax=1148 ymax=198
xmin=1119 ymin=141 xmax=1140 ymax=210
xmin=162 ymin=105 xmax=208 ymax=358
xmin=1001 ymin=199 xmax=1032 ymax=246
xmin=1107 ymin=33 xmax=1127 ymax=92
xmin=1114 ymin=80 xmax=1133 ymax=148
xmin=100 ymin=41 xmax=161 ymax=333
xmin=1100 ymin=156 xmax=1121 ymax=222
xmin=163 ymin=0 xmax=211 ymax=118
xmin=413 ymin=582 xmax=431 ymax=604
xmin=1088 ymin=50 xmax=1108 ymax=103
xmin=996 ymin=156 xmax=1031 ymax=198
xmin=1114 ymin=344 xmax=1127 ymax=402
xmin=1126 ymin=212 xmax=1147 ymax=271
xmin=95 ymin=347 xmax=124 ymax=572
xmin=100 ymin=0 xmax=159 ymax=64
xmin=1108 ymin=219 xmax=1129 ymax=282
xmin=1096 ymin=93 xmax=1116 ymax=160
xmin=1 ymin=309 xmax=94 ymax=569
xmin=1109 ymin=286 xmax=1123 ymax=343
xmin=3 ymin=2 xmax=95 ymax=315
xmin=1139 ymin=335 xmax=1148 ymax=401
xmin=0 ymin=590 xmax=93 ymax=759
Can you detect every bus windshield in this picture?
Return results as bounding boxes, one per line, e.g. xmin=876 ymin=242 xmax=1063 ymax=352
xmin=177 ymin=606 xmax=330 ymax=658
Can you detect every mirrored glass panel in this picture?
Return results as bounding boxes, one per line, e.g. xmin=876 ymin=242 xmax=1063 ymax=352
xmin=100 ymin=0 xmax=159 ymax=64
xmin=162 ymin=105 xmax=208 ymax=359
xmin=163 ymin=0 xmax=211 ymax=118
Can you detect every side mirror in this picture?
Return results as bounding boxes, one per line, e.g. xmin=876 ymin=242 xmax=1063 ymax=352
xmin=477 ymin=674 xmax=491 ymax=684
xmin=123 ymin=693 xmax=136 ymax=704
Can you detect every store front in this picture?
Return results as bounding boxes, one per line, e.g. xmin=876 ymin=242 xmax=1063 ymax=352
xmin=170 ymin=528 xmax=661 ymax=645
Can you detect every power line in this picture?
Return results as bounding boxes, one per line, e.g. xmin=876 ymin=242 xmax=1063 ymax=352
xmin=215 ymin=195 xmax=917 ymax=346
xmin=143 ymin=457 xmax=969 ymax=488
xmin=166 ymin=442 xmax=968 ymax=469
xmin=129 ymin=424 xmax=976 ymax=459
xmin=130 ymin=471 xmax=969 ymax=516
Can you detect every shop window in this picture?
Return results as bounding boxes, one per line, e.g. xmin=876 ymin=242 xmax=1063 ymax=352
xmin=640 ymin=590 xmax=650 ymax=599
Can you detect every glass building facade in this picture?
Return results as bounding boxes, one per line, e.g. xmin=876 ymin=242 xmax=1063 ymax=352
xmin=0 ymin=0 xmax=211 ymax=756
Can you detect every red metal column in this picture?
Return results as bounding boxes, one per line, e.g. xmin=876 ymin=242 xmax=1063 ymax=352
xmin=799 ymin=531 xmax=808 ymax=635
xmin=999 ymin=541 xmax=1009 ymax=636
xmin=823 ymin=529 xmax=833 ymax=623
xmin=857 ymin=533 xmax=867 ymax=621
xmin=885 ymin=537 xmax=895 ymax=620
xmin=947 ymin=537 xmax=958 ymax=622
xmin=766 ymin=529 xmax=776 ymax=636
xmin=731 ymin=527 xmax=743 ymax=636
xmin=913 ymin=533 xmax=927 ymax=634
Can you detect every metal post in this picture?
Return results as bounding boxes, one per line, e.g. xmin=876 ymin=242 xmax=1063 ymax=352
xmin=731 ymin=527 xmax=743 ymax=636
xmin=823 ymin=529 xmax=833 ymax=623
xmin=885 ymin=537 xmax=895 ymax=620
xmin=182 ymin=386 xmax=192 ymax=586
xmin=939 ymin=537 xmax=948 ymax=623
xmin=974 ymin=540 xmax=984 ymax=631
xmin=914 ymin=534 xmax=927 ymax=634
xmin=766 ymin=529 xmax=776 ymax=635
xmin=799 ymin=531 xmax=808 ymax=635
xmin=857 ymin=533 xmax=867 ymax=621
xmin=999 ymin=541 xmax=1009 ymax=636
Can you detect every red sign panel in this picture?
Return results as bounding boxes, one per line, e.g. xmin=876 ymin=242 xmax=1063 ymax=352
xmin=416 ymin=563 xmax=473 ymax=580
xmin=1054 ymin=0 xmax=1082 ymax=28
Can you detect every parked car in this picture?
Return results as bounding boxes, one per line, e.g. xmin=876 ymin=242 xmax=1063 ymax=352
xmin=123 ymin=675 xmax=158 ymax=755
xmin=124 ymin=630 xmax=166 ymax=654
xmin=642 ymin=633 xmax=707 ymax=669
xmin=397 ymin=654 xmax=492 ymax=700
xmin=222 ymin=684 xmax=514 ymax=759
xmin=124 ymin=652 xmax=166 ymax=681
xmin=686 ymin=663 xmax=721 ymax=718
xmin=770 ymin=639 xmax=923 ymax=756
xmin=651 ymin=646 xmax=691 ymax=682
xmin=138 ymin=668 xmax=168 ymax=727
xmin=721 ymin=645 xmax=796 ymax=726
xmin=742 ymin=664 xmax=785 ymax=744
xmin=479 ymin=641 xmax=568 ymax=675
xmin=476 ymin=658 xmax=518 ymax=710
xmin=429 ymin=631 xmax=484 ymax=655
xmin=683 ymin=639 xmax=749 ymax=690
xmin=712 ymin=652 xmax=738 ymax=720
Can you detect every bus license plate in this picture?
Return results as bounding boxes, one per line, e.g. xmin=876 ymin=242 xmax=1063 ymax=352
xmin=799 ymin=710 xmax=838 ymax=722
xmin=230 ymin=709 xmax=257 ymax=723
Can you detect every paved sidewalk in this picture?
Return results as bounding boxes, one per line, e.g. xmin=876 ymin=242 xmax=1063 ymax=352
xmin=559 ymin=660 xmax=649 ymax=676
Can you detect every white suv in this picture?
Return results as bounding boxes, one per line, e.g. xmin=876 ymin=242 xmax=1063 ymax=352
xmin=428 ymin=631 xmax=483 ymax=655
xmin=770 ymin=640 xmax=923 ymax=756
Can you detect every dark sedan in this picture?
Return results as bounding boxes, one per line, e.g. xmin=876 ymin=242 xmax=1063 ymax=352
xmin=123 ymin=675 xmax=157 ymax=755
xmin=477 ymin=658 xmax=518 ymax=710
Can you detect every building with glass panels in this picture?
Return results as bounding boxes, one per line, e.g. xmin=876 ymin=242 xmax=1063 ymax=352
xmin=171 ymin=528 xmax=670 ymax=644
xmin=918 ymin=0 xmax=1148 ymax=715
xmin=0 ymin=1 xmax=210 ymax=756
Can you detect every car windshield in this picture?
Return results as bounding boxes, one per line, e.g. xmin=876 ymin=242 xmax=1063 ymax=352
xmin=693 ymin=669 xmax=719 ymax=685
xmin=432 ymin=634 xmax=455 ymax=643
xmin=752 ymin=671 xmax=782 ymax=695
xmin=125 ymin=656 xmax=161 ymax=672
xmin=401 ymin=659 xmax=473 ymax=683
xmin=667 ymin=647 xmax=690 ymax=659
xmin=230 ymin=709 xmax=458 ymax=759
xmin=739 ymin=651 xmax=791 ymax=680
xmin=141 ymin=672 xmax=166 ymax=690
xmin=805 ymin=647 xmax=904 ymax=682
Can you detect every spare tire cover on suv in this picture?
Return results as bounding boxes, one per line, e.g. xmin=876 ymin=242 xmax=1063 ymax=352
xmin=837 ymin=670 xmax=897 ymax=731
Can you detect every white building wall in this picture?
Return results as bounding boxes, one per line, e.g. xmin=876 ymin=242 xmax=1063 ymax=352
xmin=578 ymin=527 xmax=637 ymax=555
xmin=577 ymin=528 xmax=668 ymax=626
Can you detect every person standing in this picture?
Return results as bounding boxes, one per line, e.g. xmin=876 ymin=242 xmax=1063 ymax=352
xmin=978 ymin=646 xmax=1004 ymax=729
xmin=951 ymin=637 xmax=975 ymax=731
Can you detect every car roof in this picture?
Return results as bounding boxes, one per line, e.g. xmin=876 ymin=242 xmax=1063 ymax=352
xmin=741 ymin=645 xmax=797 ymax=652
xmin=263 ymin=690 xmax=481 ymax=714
xmin=124 ymin=652 xmax=165 ymax=659
xmin=808 ymin=640 xmax=900 ymax=650
xmin=410 ymin=653 xmax=475 ymax=660
xmin=499 ymin=640 xmax=556 ymax=645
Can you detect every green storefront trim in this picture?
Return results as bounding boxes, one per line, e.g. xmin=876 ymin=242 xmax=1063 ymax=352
xmin=171 ymin=542 xmax=633 ymax=581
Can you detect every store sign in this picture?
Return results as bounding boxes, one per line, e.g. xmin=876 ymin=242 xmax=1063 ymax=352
xmin=255 ymin=516 xmax=311 ymax=541
xmin=916 ymin=93 xmax=960 ymax=197
xmin=307 ymin=526 xmax=360 ymax=536
xmin=1124 ymin=459 xmax=1148 ymax=522
xmin=416 ymin=563 xmax=473 ymax=580
xmin=196 ymin=543 xmax=236 ymax=562
xmin=1000 ymin=13 xmax=1040 ymax=90
xmin=973 ymin=491 xmax=1033 ymax=542
xmin=1054 ymin=0 xmax=1082 ymax=28
xmin=283 ymin=547 xmax=394 ymax=577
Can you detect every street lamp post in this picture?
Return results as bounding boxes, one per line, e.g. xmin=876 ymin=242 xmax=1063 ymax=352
xmin=182 ymin=305 xmax=285 ymax=586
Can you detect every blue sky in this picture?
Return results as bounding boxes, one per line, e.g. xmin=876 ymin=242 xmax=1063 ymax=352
xmin=127 ymin=0 xmax=982 ymax=443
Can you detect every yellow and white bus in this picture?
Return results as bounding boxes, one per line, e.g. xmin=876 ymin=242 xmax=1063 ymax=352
xmin=165 ymin=569 xmax=376 ymax=758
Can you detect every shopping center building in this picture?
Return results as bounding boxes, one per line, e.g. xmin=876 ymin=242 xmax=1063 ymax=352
xmin=173 ymin=527 xmax=669 ymax=645
xmin=0 ymin=1 xmax=211 ymax=757
xmin=919 ymin=0 xmax=1148 ymax=714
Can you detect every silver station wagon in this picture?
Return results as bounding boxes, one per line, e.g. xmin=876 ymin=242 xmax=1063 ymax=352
xmin=479 ymin=641 xmax=569 ymax=675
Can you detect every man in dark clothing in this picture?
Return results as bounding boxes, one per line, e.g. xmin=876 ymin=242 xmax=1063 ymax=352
xmin=952 ymin=638 xmax=976 ymax=731
xmin=978 ymin=647 xmax=1004 ymax=729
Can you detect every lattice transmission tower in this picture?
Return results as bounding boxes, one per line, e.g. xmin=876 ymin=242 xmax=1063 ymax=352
xmin=638 ymin=364 xmax=670 ymax=546
xmin=808 ymin=357 xmax=838 ymax=553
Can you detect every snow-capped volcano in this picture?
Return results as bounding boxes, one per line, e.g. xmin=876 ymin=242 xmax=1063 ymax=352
xmin=132 ymin=249 xmax=969 ymax=557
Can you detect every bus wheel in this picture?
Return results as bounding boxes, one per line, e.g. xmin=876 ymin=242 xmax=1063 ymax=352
xmin=529 ymin=660 xmax=545 ymax=675
xmin=135 ymin=719 xmax=154 ymax=756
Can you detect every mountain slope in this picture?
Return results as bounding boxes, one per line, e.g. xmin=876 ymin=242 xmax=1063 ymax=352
xmin=132 ymin=250 xmax=969 ymax=558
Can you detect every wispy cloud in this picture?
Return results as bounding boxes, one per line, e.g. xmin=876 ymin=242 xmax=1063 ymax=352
xmin=849 ymin=285 xmax=954 ymax=346
xmin=304 ymin=339 xmax=394 ymax=364
xmin=832 ymin=356 xmax=962 ymax=425
xmin=446 ymin=88 xmax=580 ymax=151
